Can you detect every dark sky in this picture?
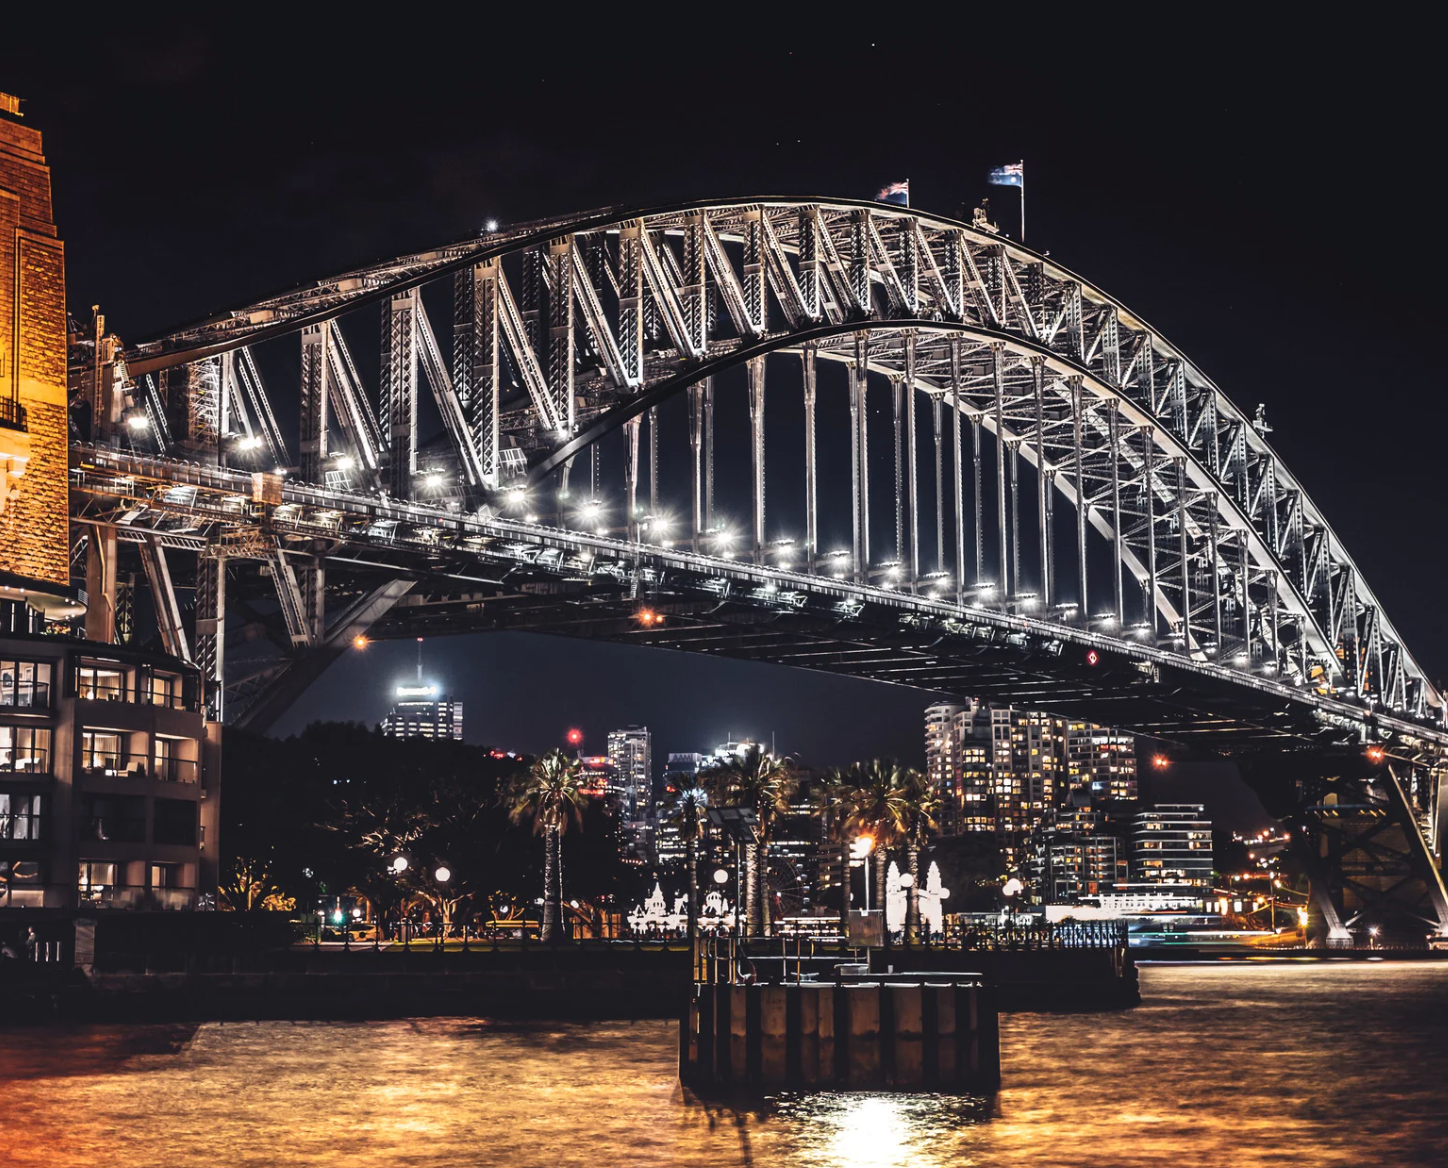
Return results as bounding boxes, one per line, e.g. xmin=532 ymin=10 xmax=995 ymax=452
xmin=4 ymin=19 xmax=1438 ymax=827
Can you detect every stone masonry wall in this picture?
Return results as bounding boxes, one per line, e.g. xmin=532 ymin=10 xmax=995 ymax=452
xmin=0 ymin=113 xmax=69 ymax=586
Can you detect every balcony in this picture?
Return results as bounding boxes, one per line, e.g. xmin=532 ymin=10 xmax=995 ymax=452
xmin=0 ymin=683 xmax=50 ymax=710
xmin=153 ymin=757 xmax=198 ymax=784
xmin=0 ymin=749 xmax=49 ymax=776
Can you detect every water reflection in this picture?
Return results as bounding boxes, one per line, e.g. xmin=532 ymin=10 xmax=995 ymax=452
xmin=0 ymin=964 xmax=1445 ymax=1167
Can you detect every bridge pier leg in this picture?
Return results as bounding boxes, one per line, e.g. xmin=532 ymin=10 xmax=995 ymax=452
xmin=84 ymin=524 xmax=118 ymax=644
xmin=1243 ymin=750 xmax=1448 ymax=943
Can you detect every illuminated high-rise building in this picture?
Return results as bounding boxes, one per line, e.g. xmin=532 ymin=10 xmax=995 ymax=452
xmin=924 ymin=701 xmax=1137 ymax=871
xmin=607 ymin=726 xmax=653 ymax=820
xmin=379 ymin=641 xmax=462 ymax=740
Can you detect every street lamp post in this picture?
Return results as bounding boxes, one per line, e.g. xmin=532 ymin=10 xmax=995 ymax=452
xmin=433 ymin=866 xmax=452 ymax=951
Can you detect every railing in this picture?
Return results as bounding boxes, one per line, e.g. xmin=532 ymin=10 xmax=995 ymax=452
xmin=153 ymin=757 xmax=198 ymax=784
xmin=0 ymin=748 xmax=49 ymax=775
xmin=80 ymin=751 xmax=132 ymax=778
xmin=0 ymin=683 xmax=50 ymax=709
xmin=77 ymin=677 xmax=128 ymax=702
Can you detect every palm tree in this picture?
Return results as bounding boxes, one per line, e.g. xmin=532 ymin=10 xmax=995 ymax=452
xmin=662 ymin=786 xmax=710 ymax=939
xmin=701 ymin=746 xmax=797 ymax=937
xmin=898 ymin=769 xmax=940 ymax=943
xmin=504 ymin=750 xmax=588 ymax=943
xmin=839 ymin=759 xmax=913 ymax=931
xmin=812 ymin=766 xmax=857 ymax=939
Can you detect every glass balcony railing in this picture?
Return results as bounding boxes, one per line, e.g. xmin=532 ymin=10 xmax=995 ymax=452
xmin=152 ymin=757 xmax=198 ymax=784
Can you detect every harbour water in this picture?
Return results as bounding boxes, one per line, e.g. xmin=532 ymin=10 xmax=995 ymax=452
xmin=2 ymin=963 xmax=1446 ymax=1167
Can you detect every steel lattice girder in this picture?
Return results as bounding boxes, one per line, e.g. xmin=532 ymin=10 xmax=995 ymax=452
xmin=105 ymin=197 xmax=1436 ymax=725
xmin=67 ymin=446 xmax=1448 ymax=757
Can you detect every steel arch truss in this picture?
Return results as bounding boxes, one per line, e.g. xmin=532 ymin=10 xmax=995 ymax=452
xmin=111 ymin=199 xmax=1439 ymax=727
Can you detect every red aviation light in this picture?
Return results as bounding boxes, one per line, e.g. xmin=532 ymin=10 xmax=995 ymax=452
xmin=1086 ymin=649 xmax=1100 ymax=666
xmin=566 ymin=728 xmax=584 ymax=747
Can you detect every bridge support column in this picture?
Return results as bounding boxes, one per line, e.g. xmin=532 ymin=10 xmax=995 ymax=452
xmin=892 ymin=377 xmax=904 ymax=567
xmin=1070 ymin=377 xmax=1087 ymax=620
xmin=138 ymin=535 xmax=190 ymax=662
xmin=648 ymin=405 xmax=659 ymax=523
xmin=1031 ymin=358 xmax=1051 ymax=609
xmin=1209 ymin=497 xmax=1223 ymax=657
xmin=1008 ymin=438 xmax=1021 ymax=601
xmin=84 ymin=525 xmax=118 ymax=644
xmin=993 ymin=346 xmax=1008 ymax=603
xmin=850 ymin=335 xmax=870 ymax=582
xmin=624 ymin=416 xmax=641 ymax=543
xmin=299 ymin=324 xmax=330 ymax=484
xmin=1176 ymin=457 xmax=1192 ymax=647
xmin=1143 ymin=427 xmax=1158 ymax=637
xmin=1109 ymin=401 xmax=1124 ymax=624
xmin=748 ymin=356 xmax=766 ymax=563
xmin=933 ymin=396 xmax=944 ymax=576
xmin=704 ymin=378 xmax=715 ymax=535
xmin=905 ymin=333 xmax=919 ymax=590
xmin=1044 ymin=469 xmax=1057 ymax=610
xmin=195 ymin=550 xmax=225 ymax=722
xmin=689 ymin=383 xmax=704 ymax=553
xmin=802 ymin=347 xmax=818 ymax=572
xmin=382 ymin=289 xmax=418 ymax=500
xmin=971 ymin=416 xmax=983 ymax=589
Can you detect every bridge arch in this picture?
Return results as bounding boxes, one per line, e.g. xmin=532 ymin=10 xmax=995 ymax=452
xmin=95 ymin=197 xmax=1438 ymax=724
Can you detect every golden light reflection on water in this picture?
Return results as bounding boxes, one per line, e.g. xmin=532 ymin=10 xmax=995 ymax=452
xmin=1 ymin=965 xmax=1446 ymax=1167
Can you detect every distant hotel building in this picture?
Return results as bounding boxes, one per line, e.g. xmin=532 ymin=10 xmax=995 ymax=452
xmin=380 ymin=682 xmax=463 ymax=741
xmin=925 ymin=701 xmax=1138 ymax=869
xmin=655 ymin=752 xmax=705 ymax=864
xmin=607 ymin=726 xmax=653 ymax=862
xmin=1132 ymin=804 xmax=1214 ymax=888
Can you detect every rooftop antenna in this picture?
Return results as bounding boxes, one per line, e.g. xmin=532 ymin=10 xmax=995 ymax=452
xmin=416 ymin=637 xmax=423 ymax=682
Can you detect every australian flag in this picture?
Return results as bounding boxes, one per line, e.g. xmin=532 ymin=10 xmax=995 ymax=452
xmin=875 ymin=180 xmax=910 ymax=207
xmin=988 ymin=162 xmax=1024 ymax=188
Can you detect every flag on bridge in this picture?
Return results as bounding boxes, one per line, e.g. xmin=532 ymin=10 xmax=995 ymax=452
xmin=988 ymin=162 xmax=1023 ymax=188
xmin=875 ymin=180 xmax=910 ymax=207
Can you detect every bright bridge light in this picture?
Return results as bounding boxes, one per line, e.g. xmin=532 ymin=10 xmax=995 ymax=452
xmin=126 ymin=414 xmax=149 ymax=432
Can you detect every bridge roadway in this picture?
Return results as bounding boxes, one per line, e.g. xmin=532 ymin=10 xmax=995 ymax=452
xmin=69 ymin=443 xmax=1445 ymax=757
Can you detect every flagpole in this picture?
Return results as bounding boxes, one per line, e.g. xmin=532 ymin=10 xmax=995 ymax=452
xmin=1019 ymin=160 xmax=1026 ymax=244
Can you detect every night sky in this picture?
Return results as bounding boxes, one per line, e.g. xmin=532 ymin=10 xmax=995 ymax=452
xmin=5 ymin=20 xmax=1437 ymax=828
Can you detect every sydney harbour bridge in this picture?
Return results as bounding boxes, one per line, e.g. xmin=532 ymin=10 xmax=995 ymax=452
xmin=68 ymin=197 xmax=1448 ymax=938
